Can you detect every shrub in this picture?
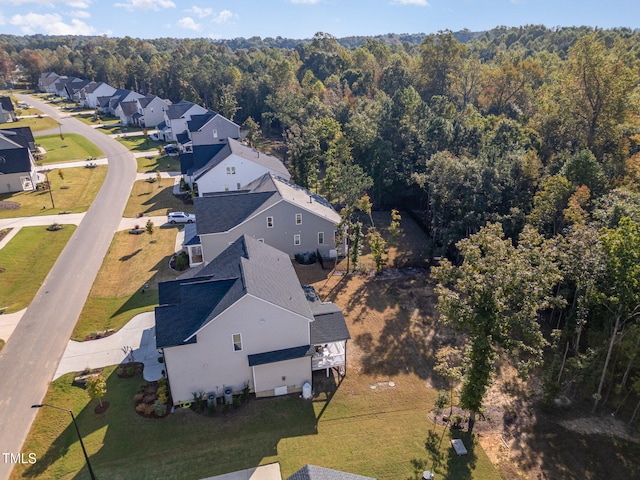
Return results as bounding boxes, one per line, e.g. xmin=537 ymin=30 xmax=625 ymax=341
xmin=157 ymin=385 xmax=168 ymax=404
xmin=233 ymin=396 xmax=241 ymax=409
xmin=208 ymin=403 xmax=216 ymax=415
xmin=176 ymin=253 xmax=188 ymax=271
xmin=135 ymin=403 xmax=147 ymax=414
xmin=223 ymin=404 xmax=230 ymax=415
xmin=294 ymin=253 xmax=303 ymax=264
xmin=154 ymin=400 xmax=167 ymax=417
xmin=143 ymin=394 xmax=156 ymax=404
xmin=192 ymin=390 xmax=206 ymax=410
xmin=134 ymin=393 xmax=144 ymax=403
xmin=158 ymin=378 xmax=167 ymax=387
xmin=126 ymin=365 xmax=134 ymax=376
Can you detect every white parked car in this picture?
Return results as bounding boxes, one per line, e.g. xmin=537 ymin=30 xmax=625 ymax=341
xmin=167 ymin=212 xmax=195 ymax=224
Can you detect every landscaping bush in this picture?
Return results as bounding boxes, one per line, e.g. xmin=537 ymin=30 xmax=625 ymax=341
xmin=233 ymin=396 xmax=241 ymax=409
xmin=154 ymin=400 xmax=167 ymax=417
xmin=134 ymin=393 xmax=144 ymax=403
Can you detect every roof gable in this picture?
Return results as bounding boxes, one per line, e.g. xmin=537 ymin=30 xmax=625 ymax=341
xmin=195 ymin=191 xmax=279 ymax=234
xmin=0 ymin=97 xmax=15 ymax=112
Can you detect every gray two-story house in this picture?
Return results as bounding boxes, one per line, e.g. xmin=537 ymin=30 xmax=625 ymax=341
xmin=188 ymin=173 xmax=343 ymax=266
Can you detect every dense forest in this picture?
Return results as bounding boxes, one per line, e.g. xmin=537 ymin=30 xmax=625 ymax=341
xmin=2 ymin=25 xmax=640 ymax=427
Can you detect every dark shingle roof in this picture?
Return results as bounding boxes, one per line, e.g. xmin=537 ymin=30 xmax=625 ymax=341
xmin=155 ymin=235 xmax=313 ymax=348
xmin=176 ymin=130 xmax=191 ymax=145
xmin=0 ymin=130 xmax=32 ymax=174
xmin=286 ymin=465 xmax=376 ymax=480
xmin=96 ymin=96 xmax=111 ymax=108
xmin=303 ymin=286 xmax=350 ymax=344
xmin=187 ymin=111 xmax=217 ymax=132
xmin=0 ymin=128 xmax=34 ymax=151
xmin=248 ymin=345 xmax=311 ymax=366
xmin=195 ymin=191 xmax=279 ymax=234
xmin=0 ymin=97 xmax=14 ymax=112
xmin=193 ymin=138 xmax=289 ymax=179
xmin=120 ymin=100 xmax=139 ymax=117
xmin=181 ymin=143 xmax=225 ymax=174
xmin=166 ymin=100 xmax=196 ymax=120
xmin=138 ymin=95 xmax=158 ymax=108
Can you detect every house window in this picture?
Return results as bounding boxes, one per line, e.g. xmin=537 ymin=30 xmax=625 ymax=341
xmin=213 ymin=129 xmax=218 ymax=139
xmin=257 ymin=238 xmax=264 ymax=243
xmin=318 ymin=232 xmax=325 ymax=245
xmin=226 ymin=166 xmax=236 ymax=175
xmin=294 ymin=234 xmax=301 ymax=246
xmin=267 ymin=216 xmax=274 ymax=228
xmin=237 ymin=183 xmax=241 ymax=190
xmin=224 ymin=184 xmax=229 ymax=191
xmin=150 ymin=108 xmax=154 ymax=113
xmin=295 ymin=213 xmax=302 ymax=225
xmin=232 ymin=333 xmax=242 ymax=351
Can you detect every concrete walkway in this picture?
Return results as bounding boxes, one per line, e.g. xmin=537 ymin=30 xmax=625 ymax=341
xmin=0 ymin=213 xmax=86 ymax=249
xmin=53 ymin=311 xmax=164 ymax=382
xmin=0 ymin=309 xmax=25 ymax=344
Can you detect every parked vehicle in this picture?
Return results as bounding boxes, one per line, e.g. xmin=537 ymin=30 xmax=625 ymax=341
xmin=168 ymin=212 xmax=195 ymax=224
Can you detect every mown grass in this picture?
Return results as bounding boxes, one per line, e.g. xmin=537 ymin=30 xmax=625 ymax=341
xmin=14 ymin=365 xmax=500 ymax=480
xmin=0 ymin=165 xmax=107 ymax=218
xmin=35 ymin=133 xmax=103 ymax=164
xmin=73 ymin=113 xmax=121 ymax=126
xmin=0 ymin=115 xmax=59 ymax=132
xmin=123 ymin=178 xmax=193 ymax=218
xmin=0 ymin=226 xmax=76 ymax=313
xmin=98 ymin=124 xmax=143 ymax=134
xmin=136 ymin=154 xmax=181 ymax=173
xmin=115 ymin=135 xmax=163 ymax=152
xmin=71 ymin=228 xmax=179 ymax=340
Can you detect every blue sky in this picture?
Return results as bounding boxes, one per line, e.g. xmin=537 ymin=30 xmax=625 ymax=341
xmin=1 ymin=0 xmax=639 ymax=40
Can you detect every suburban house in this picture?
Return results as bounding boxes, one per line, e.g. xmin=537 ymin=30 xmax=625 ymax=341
xmin=188 ymin=172 xmax=342 ymax=265
xmin=0 ymin=127 xmax=38 ymax=194
xmin=157 ymin=100 xmax=207 ymax=142
xmin=38 ymin=72 xmax=61 ymax=93
xmin=95 ymin=89 xmax=143 ymax=117
xmin=64 ymin=79 xmax=91 ymax=102
xmin=185 ymin=137 xmax=290 ymax=194
xmin=52 ymin=76 xmax=85 ymax=98
xmin=78 ymin=82 xmax=117 ymax=109
xmin=136 ymin=95 xmax=169 ymax=127
xmin=155 ymin=235 xmax=350 ymax=405
xmin=187 ymin=111 xmax=240 ymax=147
xmin=0 ymin=97 xmax=16 ymax=123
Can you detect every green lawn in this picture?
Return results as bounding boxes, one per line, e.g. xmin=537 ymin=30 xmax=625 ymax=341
xmin=72 ymin=228 xmax=179 ymax=341
xmin=0 ymin=225 xmax=76 ymax=313
xmin=136 ymin=154 xmax=181 ymax=173
xmin=74 ymin=114 xmax=121 ymax=126
xmin=115 ymin=135 xmax=163 ymax=152
xmin=14 ymin=365 xmax=500 ymax=480
xmin=0 ymin=115 xmax=59 ymax=132
xmin=124 ymin=178 xmax=193 ymax=217
xmin=35 ymin=133 xmax=103 ymax=164
xmin=98 ymin=124 xmax=144 ymax=135
xmin=0 ymin=165 xmax=107 ymax=218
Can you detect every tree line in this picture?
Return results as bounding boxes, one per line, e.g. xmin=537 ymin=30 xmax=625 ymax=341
xmin=2 ymin=24 xmax=640 ymax=425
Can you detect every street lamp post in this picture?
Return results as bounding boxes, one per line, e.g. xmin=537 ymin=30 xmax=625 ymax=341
xmin=31 ymin=404 xmax=96 ymax=480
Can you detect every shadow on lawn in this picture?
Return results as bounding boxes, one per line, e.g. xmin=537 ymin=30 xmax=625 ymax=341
xmin=138 ymin=185 xmax=190 ymax=215
xmin=25 ymin=367 xmax=318 ymax=480
xmin=407 ymin=430 xmax=478 ymax=480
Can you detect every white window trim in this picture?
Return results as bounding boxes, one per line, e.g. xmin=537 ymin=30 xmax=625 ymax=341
xmin=294 ymin=234 xmax=301 ymax=246
xmin=236 ymin=182 xmax=241 ymax=190
xmin=318 ymin=232 xmax=325 ymax=245
xmin=267 ymin=216 xmax=274 ymax=228
xmin=295 ymin=213 xmax=302 ymax=225
xmin=232 ymin=333 xmax=242 ymax=352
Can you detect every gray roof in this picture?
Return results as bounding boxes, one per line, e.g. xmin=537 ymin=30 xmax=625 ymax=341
xmin=187 ymin=111 xmax=217 ymax=131
xmin=248 ymin=345 xmax=311 ymax=367
xmin=166 ymin=100 xmax=196 ymax=120
xmin=0 ymin=127 xmax=34 ymax=151
xmin=155 ymin=235 xmax=313 ymax=348
xmin=0 ymin=96 xmax=14 ymax=112
xmin=0 ymin=130 xmax=32 ymax=174
xmin=195 ymin=191 xmax=279 ymax=234
xmin=193 ymin=138 xmax=289 ymax=180
xmin=303 ymin=286 xmax=351 ymax=344
xmin=120 ymin=100 xmax=139 ymax=118
xmin=194 ymin=172 xmax=340 ymax=235
xmin=138 ymin=95 xmax=159 ymax=108
xmin=176 ymin=130 xmax=191 ymax=145
xmin=287 ymin=465 xmax=376 ymax=480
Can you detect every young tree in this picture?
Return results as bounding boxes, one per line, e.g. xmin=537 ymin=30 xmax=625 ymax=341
xmin=433 ymin=223 xmax=562 ymax=432
xmin=367 ymin=229 xmax=387 ymax=275
xmin=145 ymin=219 xmax=154 ymax=238
xmin=86 ymin=374 xmax=107 ymax=408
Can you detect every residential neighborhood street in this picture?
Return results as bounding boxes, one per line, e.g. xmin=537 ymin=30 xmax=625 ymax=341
xmin=0 ymin=94 xmax=137 ymax=480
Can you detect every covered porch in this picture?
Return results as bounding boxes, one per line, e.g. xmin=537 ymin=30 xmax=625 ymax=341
xmin=311 ymin=340 xmax=346 ymax=377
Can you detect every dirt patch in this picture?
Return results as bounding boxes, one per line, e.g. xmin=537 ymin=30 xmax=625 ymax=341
xmin=94 ymin=401 xmax=110 ymax=414
xmin=0 ymin=201 xmax=20 ymax=210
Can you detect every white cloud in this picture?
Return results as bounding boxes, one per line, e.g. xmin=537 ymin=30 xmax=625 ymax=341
xmin=70 ymin=10 xmax=91 ymax=18
xmin=391 ymin=0 xmax=429 ymax=5
xmin=66 ymin=0 xmax=92 ymax=7
xmin=185 ymin=6 xmax=213 ymax=17
xmin=214 ymin=10 xmax=234 ymax=23
xmin=10 ymin=0 xmax=92 ymax=5
xmin=291 ymin=0 xmax=321 ymax=4
xmin=114 ymin=0 xmax=175 ymax=11
xmin=178 ymin=16 xmax=200 ymax=31
xmin=10 ymin=13 xmax=96 ymax=35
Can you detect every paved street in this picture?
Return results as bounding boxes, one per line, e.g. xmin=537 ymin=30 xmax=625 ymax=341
xmin=0 ymin=94 xmax=137 ymax=480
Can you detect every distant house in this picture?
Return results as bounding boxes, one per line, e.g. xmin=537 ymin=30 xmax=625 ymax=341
xmin=0 ymin=97 xmax=16 ymax=124
xmin=155 ymin=235 xmax=350 ymax=404
xmin=38 ymin=72 xmax=61 ymax=93
xmin=189 ymin=172 xmax=342 ymax=265
xmin=186 ymin=137 xmax=290 ymax=194
xmin=136 ymin=95 xmax=169 ymax=128
xmin=0 ymin=127 xmax=38 ymax=194
xmin=158 ymin=100 xmax=207 ymax=142
xmin=106 ymin=89 xmax=144 ymax=118
xmin=52 ymin=76 xmax=85 ymax=99
xmin=78 ymin=82 xmax=117 ymax=109
xmin=64 ymin=79 xmax=91 ymax=102
xmin=187 ymin=111 xmax=240 ymax=147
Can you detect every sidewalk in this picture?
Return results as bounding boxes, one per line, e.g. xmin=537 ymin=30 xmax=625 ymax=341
xmin=38 ymin=158 xmax=108 ymax=170
xmin=0 ymin=213 xmax=86 ymax=250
